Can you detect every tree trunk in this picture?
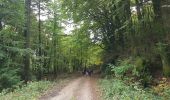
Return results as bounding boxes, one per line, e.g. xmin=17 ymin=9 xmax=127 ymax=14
xmin=24 ymin=0 xmax=31 ymax=83
xmin=152 ymin=0 xmax=162 ymax=20
xmin=0 ymin=20 xmax=2 ymax=30
xmin=38 ymin=0 xmax=42 ymax=80
xmin=161 ymin=0 xmax=170 ymax=76
xmin=162 ymin=56 xmax=170 ymax=77
xmin=161 ymin=0 xmax=170 ymax=31
xmin=135 ymin=0 xmax=142 ymax=20
xmin=53 ymin=12 xmax=57 ymax=76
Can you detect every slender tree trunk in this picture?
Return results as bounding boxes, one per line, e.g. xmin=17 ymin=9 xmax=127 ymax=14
xmin=80 ymin=45 xmax=83 ymax=68
xmin=161 ymin=0 xmax=170 ymax=31
xmin=38 ymin=0 xmax=42 ymax=80
xmin=48 ymin=39 xmax=53 ymax=74
xmin=135 ymin=0 xmax=142 ymax=20
xmin=161 ymin=0 xmax=170 ymax=76
xmin=53 ymin=12 xmax=57 ymax=76
xmin=24 ymin=0 xmax=31 ymax=83
xmin=0 ymin=20 xmax=2 ymax=30
xmin=152 ymin=0 xmax=162 ymax=20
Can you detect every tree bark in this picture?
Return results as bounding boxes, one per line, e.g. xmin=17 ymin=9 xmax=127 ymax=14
xmin=0 ymin=19 xmax=2 ymax=30
xmin=161 ymin=0 xmax=170 ymax=76
xmin=53 ymin=11 xmax=58 ymax=76
xmin=24 ymin=0 xmax=31 ymax=83
xmin=161 ymin=0 xmax=170 ymax=30
xmin=135 ymin=0 xmax=142 ymax=20
xmin=152 ymin=0 xmax=162 ymax=20
xmin=38 ymin=0 xmax=42 ymax=80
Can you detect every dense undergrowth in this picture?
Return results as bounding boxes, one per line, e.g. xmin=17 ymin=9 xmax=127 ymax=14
xmin=0 ymin=81 xmax=55 ymax=100
xmin=100 ymin=78 xmax=170 ymax=100
xmin=100 ymin=58 xmax=170 ymax=100
xmin=100 ymin=79 xmax=162 ymax=100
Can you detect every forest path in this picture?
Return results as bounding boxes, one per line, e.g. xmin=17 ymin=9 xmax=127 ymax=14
xmin=40 ymin=76 xmax=101 ymax=100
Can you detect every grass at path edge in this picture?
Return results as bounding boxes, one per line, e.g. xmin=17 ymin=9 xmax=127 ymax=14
xmin=0 ymin=74 xmax=75 ymax=100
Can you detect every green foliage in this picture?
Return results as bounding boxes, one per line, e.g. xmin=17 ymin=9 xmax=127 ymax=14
xmin=0 ymin=0 xmax=170 ymax=94
xmin=132 ymin=57 xmax=152 ymax=86
xmin=163 ymin=88 xmax=170 ymax=99
xmin=0 ymin=68 xmax=21 ymax=91
xmin=103 ymin=64 xmax=113 ymax=76
xmin=109 ymin=58 xmax=152 ymax=86
xmin=62 ymin=0 xmax=170 ymax=79
xmin=100 ymin=79 xmax=162 ymax=100
xmin=157 ymin=43 xmax=170 ymax=76
xmin=134 ymin=57 xmax=145 ymax=75
xmin=110 ymin=60 xmax=134 ymax=78
xmin=0 ymin=81 xmax=54 ymax=100
xmin=0 ymin=27 xmax=24 ymax=91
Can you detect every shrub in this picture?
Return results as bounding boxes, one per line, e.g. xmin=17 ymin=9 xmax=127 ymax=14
xmin=134 ymin=57 xmax=145 ymax=75
xmin=99 ymin=79 xmax=162 ymax=100
xmin=110 ymin=58 xmax=134 ymax=78
xmin=109 ymin=57 xmax=152 ymax=87
xmin=0 ymin=67 xmax=21 ymax=91
xmin=133 ymin=57 xmax=152 ymax=87
xmin=111 ymin=64 xmax=133 ymax=78
xmin=157 ymin=43 xmax=170 ymax=76
xmin=102 ymin=64 xmax=113 ymax=76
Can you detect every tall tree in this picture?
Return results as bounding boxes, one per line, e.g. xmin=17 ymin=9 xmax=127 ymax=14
xmin=38 ymin=0 xmax=42 ymax=80
xmin=160 ymin=0 xmax=170 ymax=76
xmin=0 ymin=20 xmax=2 ymax=30
xmin=24 ymin=0 xmax=32 ymax=82
xmin=135 ymin=0 xmax=142 ymax=20
xmin=52 ymin=11 xmax=58 ymax=75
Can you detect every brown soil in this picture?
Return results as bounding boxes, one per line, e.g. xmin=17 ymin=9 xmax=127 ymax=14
xmin=39 ymin=76 xmax=101 ymax=100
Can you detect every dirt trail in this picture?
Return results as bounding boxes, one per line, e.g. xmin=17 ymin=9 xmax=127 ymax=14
xmin=40 ymin=77 xmax=101 ymax=100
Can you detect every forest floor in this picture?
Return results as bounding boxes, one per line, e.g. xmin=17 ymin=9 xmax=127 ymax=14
xmin=39 ymin=76 xmax=101 ymax=100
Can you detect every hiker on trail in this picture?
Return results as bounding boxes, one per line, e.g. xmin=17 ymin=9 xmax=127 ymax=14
xmin=82 ymin=69 xmax=86 ymax=75
xmin=82 ymin=68 xmax=93 ymax=77
xmin=82 ymin=68 xmax=89 ymax=76
xmin=85 ymin=70 xmax=89 ymax=76
xmin=88 ymin=69 xmax=93 ymax=76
